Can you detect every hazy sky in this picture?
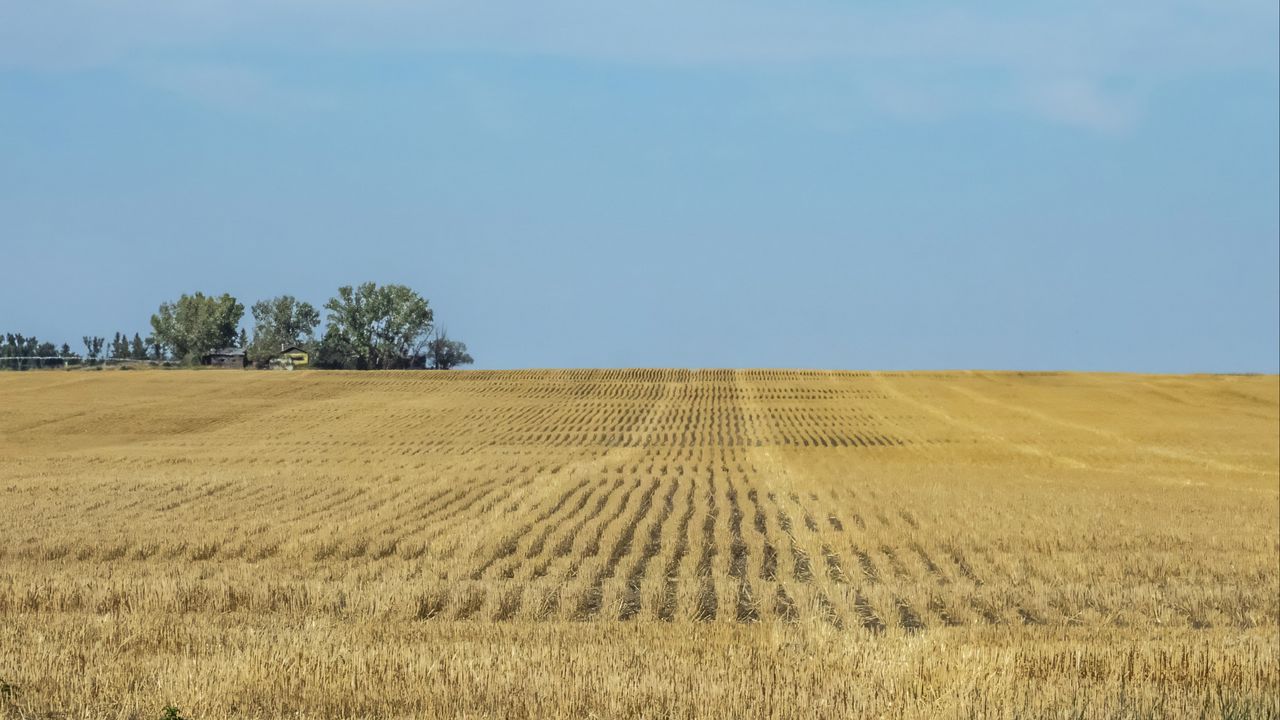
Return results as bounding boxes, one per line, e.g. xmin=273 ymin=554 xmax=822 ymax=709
xmin=2 ymin=1 xmax=1277 ymax=371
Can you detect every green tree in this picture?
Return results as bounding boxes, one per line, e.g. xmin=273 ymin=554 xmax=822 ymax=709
xmin=321 ymin=283 xmax=433 ymax=369
xmin=426 ymin=329 xmax=474 ymax=370
xmin=249 ymin=295 xmax=320 ymax=365
xmin=130 ymin=333 xmax=147 ymax=360
xmin=110 ymin=332 xmax=131 ymax=360
xmin=149 ymin=292 xmax=245 ymax=364
xmin=146 ymin=335 xmax=165 ymax=361
xmin=82 ymin=336 xmax=104 ymax=362
xmin=2 ymin=334 xmax=26 ymax=357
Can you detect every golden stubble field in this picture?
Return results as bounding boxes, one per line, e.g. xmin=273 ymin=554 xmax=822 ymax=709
xmin=0 ymin=369 xmax=1276 ymax=719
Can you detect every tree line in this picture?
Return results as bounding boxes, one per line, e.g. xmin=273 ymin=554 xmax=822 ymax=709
xmin=2 ymin=282 xmax=473 ymax=370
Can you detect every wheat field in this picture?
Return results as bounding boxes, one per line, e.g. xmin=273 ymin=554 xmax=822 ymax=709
xmin=0 ymin=369 xmax=1276 ymax=719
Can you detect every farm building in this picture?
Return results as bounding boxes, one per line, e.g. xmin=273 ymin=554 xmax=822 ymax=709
xmin=273 ymin=345 xmax=310 ymax=369
xmin=202 ymin=347 xmax=246 ymax=369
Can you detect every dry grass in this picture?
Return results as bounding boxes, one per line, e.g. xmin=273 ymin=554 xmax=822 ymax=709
xmin=0 ymin=368 xmax=1276 ymax=719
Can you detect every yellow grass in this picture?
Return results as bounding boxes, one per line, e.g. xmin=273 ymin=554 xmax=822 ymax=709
xmin=0 ymin=369 xmax=1276 ymax=719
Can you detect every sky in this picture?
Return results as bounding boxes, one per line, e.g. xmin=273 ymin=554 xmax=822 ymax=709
xmin=1 ymin=1 xmax=1277 ymax=372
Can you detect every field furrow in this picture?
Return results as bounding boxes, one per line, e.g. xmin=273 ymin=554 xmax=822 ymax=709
xmin=0 ymin=369 xmax=1275 ymax=718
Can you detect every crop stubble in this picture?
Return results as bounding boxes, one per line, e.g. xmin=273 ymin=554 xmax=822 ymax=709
xmin=0 ymin=369 xmax=1276 ymax=718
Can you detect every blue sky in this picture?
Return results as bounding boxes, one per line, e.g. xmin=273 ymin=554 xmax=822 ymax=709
xmin=2 ymin=1 xmax=1277 ymax=371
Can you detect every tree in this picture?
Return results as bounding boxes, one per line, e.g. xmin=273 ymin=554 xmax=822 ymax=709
xmin=146 ymin=335 xmax=164 ymax=362
xmin=249 ymin=295 xmax=320 ymax=365
xmin=0 ymin=334 xmax=81 ymax=369
xmin=2 ymin=334 xmax=22 ymax=357
xmin=130 ymin=333 xmax=147 ymax=361
xmin=4 ymin=333 xmax=39 ymax=358
xmin=110 ymin=332 xmax=131 ymax=360
xmin=238 ymin=328 xmax=249 ymax=349
xmin=426 ymin=329 xmax=474 ymax=370
xmin=314 ymin=327 xmax=351 ymax=369
xmin=0 ymin=334 xmax=47 ymax=369
xmin=321 ymin=283 xmax=433 ymax=369
xmin=149 ymin=293 xmax=244 ymax=364
xmin=82 ymin=336 xmax=104 ymax=362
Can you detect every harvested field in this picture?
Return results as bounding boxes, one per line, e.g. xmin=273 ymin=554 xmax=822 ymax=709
xmin=0 ymin=369 xmax=1277 ymax=718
